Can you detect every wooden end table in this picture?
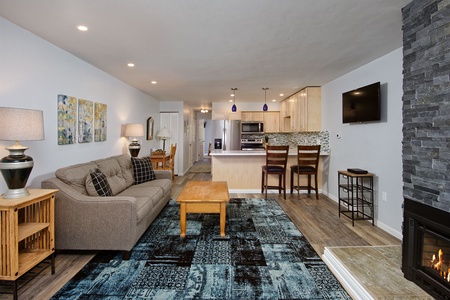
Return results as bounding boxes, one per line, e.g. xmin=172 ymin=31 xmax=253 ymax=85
xmin=176 ymin=181 xmax=229 ymax=237
xmin=150 ymin=154 xmax=170 ymax=169
xmin=0 ymin=189 xmax=57 ymax=300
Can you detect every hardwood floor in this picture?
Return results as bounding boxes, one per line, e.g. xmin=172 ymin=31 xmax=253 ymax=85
xmin=3 ymin=162 xmax=401 ymax=300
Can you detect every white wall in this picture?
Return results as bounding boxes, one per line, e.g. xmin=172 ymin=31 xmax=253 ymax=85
xmin=322 ymin=48 xmax=403 ymax=238
xmin=0 ymin=17 xmax=161 ymax=192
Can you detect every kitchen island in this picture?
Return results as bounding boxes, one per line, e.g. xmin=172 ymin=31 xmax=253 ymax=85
xmin=211 ymin=150 xmax=329 ymax=192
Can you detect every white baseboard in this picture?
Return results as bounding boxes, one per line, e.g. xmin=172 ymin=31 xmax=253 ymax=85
xmin=322 ymin=248 xmax=374 ymax=300
xmin=319 ymin=191 xmax=403 ymax=240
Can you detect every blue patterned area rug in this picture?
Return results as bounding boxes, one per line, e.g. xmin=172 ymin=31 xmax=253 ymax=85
xmin=52 ymin=198 xmax=351 ymax=299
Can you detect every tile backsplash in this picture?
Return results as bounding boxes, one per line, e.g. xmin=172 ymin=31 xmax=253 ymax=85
xmin=266 ymin=131 xmax=329 ymax=154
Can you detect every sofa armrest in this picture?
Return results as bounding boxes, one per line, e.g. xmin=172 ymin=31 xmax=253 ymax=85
xmin=154 ymin=170 xmax=172 ymax=180
xmin=42 ymin=177 xmax=138 ymax=251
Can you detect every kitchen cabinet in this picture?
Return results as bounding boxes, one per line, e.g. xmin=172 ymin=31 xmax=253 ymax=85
xmin=280 ymin=86 xmax=321 ymax=132
xmin=241 ymin=111 xmax=264 ymax=122
xmin=228 ymin=112 xmax=241 ymax=120
xmin=242 ymin=111 xmax=279 ymax=132
xmin=263 ymin=111 xmax=280 ymax=133
xmin=212 ymin=110 xmax=241 ymax=121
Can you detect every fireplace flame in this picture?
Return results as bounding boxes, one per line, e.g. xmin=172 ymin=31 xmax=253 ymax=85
xmin=431 ymin=249 xmax=449 ymax=282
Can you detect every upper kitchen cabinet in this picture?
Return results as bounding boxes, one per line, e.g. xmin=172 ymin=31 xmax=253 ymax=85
xmin=228 ymin=111 xmax=242 ymax=120
xmin=242 ymin=111 xmax=279 ymax=132
xmin=241 ymin=111 xmax=264 ymax=122
xmin=280 ymin=87 xmax=321 ymax=132
xmin=212 ymin=110 xmax=241 ymax=120
xmin=263 ymin=112 xmax=280 ymax=133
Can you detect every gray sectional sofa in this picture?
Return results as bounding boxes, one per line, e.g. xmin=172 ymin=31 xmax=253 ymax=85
xmin=41 ymin=154 xmax=172 ymax=259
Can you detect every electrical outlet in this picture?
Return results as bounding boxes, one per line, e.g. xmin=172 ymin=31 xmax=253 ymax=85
xmin=382 ymin=192 xmax=387 ymax=202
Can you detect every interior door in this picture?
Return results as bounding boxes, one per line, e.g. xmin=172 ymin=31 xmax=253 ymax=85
xmin=160 ymin=112 xmax=179 ymax=175
xmin=197 ymin=119 xmax=205 ymax=160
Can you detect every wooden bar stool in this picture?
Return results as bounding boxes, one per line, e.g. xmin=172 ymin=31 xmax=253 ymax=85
xmin=261 ymin=145 xmax=289 ymax=199
xmin=290 ymin=145 xmax=321 ymax=199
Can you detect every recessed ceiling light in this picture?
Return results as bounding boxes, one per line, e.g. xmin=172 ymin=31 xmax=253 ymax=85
xmin=272 ymin=99 xmax=276 ymax=102
xmin=127 ymin=63 xmax=135 ymax=67
xmin=229 ymin=99 xmax=233 ymax=102
xmin=151 ymin=81 xmax=157 ymax=84
xmin=77 ymin=25 xmax=88 ymax=31
xmin=230 ymin=94 xmax=235 ymax=97
xmin=279 ymin=94 xmax=284 ymax=97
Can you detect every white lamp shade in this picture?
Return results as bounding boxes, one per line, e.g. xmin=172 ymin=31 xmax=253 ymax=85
xmin=125 ymin=123 xmax=144 ymax=137
xmin=157 ymin=128 xmax=171 ymax=139
xmin=0 ymin=107 xmax=45 ymax=141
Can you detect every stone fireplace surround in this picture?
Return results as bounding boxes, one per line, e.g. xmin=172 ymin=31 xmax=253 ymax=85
xmin=402 ymin=0 xmax=450 ymax=299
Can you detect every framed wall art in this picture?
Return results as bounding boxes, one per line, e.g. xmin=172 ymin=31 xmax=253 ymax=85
xmin=57 ymin=94 xmax=77 ymax=145
xmin=78 ymin=98 xmax=93 ymax=143
xmin=147 ymin=117 xmax=154 ymax=140
xmin=94 ymin=102 xmax=107 ymax=142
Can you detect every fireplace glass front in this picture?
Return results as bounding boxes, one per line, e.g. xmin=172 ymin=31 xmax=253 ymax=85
xmin=420 ymin=227 xmax=450 ymax=289
xmin=403 ymin=198 xmax=450 ymax=299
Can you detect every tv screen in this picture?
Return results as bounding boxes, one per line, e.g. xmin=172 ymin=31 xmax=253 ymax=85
xmin=342 ymin=82 xmax=381 ymax=123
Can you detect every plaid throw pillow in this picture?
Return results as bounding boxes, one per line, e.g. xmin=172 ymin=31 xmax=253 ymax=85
xmin=86 ymin=169 xmax=113 ymax=196
xmin=131 ymin=157 xmax=156 ymax=184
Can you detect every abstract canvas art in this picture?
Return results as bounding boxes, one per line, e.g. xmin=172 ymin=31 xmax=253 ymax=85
xmin=94 ymin=102 xmax=107 ymax=142
xmin=78 ymin=99 xmax=93 ymax=143
xmin=57 ymin=94 xmax=77 ymax=145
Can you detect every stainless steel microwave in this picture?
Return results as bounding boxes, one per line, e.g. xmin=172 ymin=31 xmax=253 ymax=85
xmin=241 ymin=122 xmax=264 ymax=133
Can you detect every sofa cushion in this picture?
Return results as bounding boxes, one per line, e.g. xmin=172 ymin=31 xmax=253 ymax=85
xmin=55 ymin=161 xmax=98 ymax=195
xmin=85 ymin=169 xmax=113 ymax=196
xmin=96 ymin=157 xmax=127 ymax=195
xmin=114 ymin=154 xmax=134 ymax=188
xmin=136 ymin=178 xmax=172 ymax=200
xmin=131 ymin=157 xmax=155 ymax=184
xmin=118 ymin=186 xmax=163 ymax=222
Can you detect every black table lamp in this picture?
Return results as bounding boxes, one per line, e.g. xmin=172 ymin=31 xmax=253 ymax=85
xmin=125 ymin=123 xmax=144 ymax=157
xmin=0 ymin=107 xmax=45 ymax=199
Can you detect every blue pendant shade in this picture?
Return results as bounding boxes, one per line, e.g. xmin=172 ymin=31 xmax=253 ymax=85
xmin=262 ymin=87 xmax=269 ymax=112
xmin=231 ymin=87 xmax=238 ymax=112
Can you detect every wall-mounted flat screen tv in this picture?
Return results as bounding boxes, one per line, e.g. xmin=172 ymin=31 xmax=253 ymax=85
xmin=342 ymin=82 xmax=381 ymax=123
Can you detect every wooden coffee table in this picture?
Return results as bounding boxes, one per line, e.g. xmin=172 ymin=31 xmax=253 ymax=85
xmin=176 ymin=181 xmax=229 ymax=237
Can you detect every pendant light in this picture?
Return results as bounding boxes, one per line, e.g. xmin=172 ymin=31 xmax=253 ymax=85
xmin=262 ymin=87 xmax=269 ymax=111
xmin=231 ymin=88 xmax=238 ymax=112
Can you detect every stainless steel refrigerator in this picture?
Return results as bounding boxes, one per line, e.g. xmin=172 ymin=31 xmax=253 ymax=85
xmin=210 ymin=119 xmax=241 ymax=150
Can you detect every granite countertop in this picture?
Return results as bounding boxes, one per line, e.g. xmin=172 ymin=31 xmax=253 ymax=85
xmin=210 ymin=150 xmax=330 ymax=156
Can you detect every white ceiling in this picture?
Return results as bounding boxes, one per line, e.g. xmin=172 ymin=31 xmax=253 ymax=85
xmin=0 ymin=0 xmax=410 ymax=110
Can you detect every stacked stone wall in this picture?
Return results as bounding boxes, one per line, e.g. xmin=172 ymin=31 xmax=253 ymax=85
xmin=402 ymin=0 xmax=450 ymax=211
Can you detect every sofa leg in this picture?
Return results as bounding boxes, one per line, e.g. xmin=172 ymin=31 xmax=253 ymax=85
xmin=122 ymin=250 xmax=132 ymax=260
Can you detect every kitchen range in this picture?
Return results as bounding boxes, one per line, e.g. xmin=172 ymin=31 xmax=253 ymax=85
xmin=241 ymin=136 xmax=265 ymax=151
